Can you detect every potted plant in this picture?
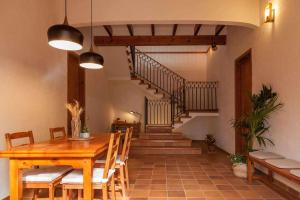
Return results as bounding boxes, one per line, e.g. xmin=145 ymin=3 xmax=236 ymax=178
xmin=231 ymin=85 xmax=283 ymax=177
xmin=205 ymin=134 xmax=216 ymax=153
xmin=229 ymin=154 xmax=248 ymax=178
xmin=80 ymin=125 xmax=90 ymax=139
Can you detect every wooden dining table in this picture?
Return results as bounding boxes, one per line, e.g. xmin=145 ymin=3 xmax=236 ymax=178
xmin=0 ymin=133 xmax=111 ymax=200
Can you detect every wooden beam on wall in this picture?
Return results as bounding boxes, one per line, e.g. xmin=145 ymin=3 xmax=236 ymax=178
xmin=194 ymin=24 xmax=202 ymax=36
xmin=103 ymin=25 xmax=113 ymax=37
xmin=94 ymin=35 xmax=226 ymax=46
xmin=151 ymin=24 xmax=155 ymax=36
xmin=172 ymin=24 xmax=178 ymax=36
xmin=136 ymin=51 xmax=208 ymax=54
xmin=127 ymin=24 xmax=134 ymax=36
xmin=215 ymin=25 xmax=225 ymax=36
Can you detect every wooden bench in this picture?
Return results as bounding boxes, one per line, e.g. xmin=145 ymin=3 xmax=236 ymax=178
xmin=247 ymin=155 xmax=300 ymax=185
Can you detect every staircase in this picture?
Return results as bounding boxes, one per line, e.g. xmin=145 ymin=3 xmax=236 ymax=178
xmin=126 ymin=47 xmax=218 ymax=155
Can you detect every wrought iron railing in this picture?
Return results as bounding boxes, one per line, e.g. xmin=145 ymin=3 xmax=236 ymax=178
xmin=185 ymin=82 xmax=218 ymax=112
xmin=130 ymin=47 xmax=218 ymax=127
xmin=130 ymin=47 xmax=185 ymax=96
xmin=145 ymin=97 xmax=172 ymax=126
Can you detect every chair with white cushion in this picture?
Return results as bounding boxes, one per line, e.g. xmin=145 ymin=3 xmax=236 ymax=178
xmin=61 ymin=132 xmax=121 ymax=200
xmin=95 ymin=127 xmax=134 ymax=198
xmin=5 ymin=131 xmax=72 ymax=200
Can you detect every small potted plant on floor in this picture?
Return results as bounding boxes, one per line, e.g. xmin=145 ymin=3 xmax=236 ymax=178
xmin=231 ymin=85 xmax=283 ymax=178
xmin=229 ymin=154 xmax=247 ymax=178
xmin=205 ymin=134 xmax=216 ymax=153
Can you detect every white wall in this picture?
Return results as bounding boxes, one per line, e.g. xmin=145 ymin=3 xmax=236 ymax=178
xmin=85 ymin=69 xmax=114 ymax=132
xmin=176 ymin=117 xmax=218 ymax=140
xmin=0 ymin=0 xmax=66 ymax=198
xmin=207 ymin=0 xmax=300 ymax=192
xmin=108 ymin=80 xmax=161 ymax=132
xmin=67 ymin=0 xmax=260 ymax=28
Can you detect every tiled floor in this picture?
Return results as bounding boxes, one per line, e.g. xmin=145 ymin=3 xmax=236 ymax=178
xmin=127 ymin=152 xmax=286 ymax=200
xmin=24 ymin=148 xmax=286 ymax=200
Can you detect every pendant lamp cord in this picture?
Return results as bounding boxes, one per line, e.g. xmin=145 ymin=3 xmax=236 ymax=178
xmin=64 ymin=0 xmax=68 ymax=25
xmin=90 ymin=0 xmax=93 ymax=51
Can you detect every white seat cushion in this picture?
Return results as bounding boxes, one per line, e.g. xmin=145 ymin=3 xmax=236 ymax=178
xmin=61 ymin=168 xmax=115 ymax=184
xmin=249 ymin=151 xmax=284 ymax=160
xmin=265 ymin=159 xmax=300 ymax=169
xmin=290 ymin=170 xmax=300 ymax=178
xmin=23 ymin=166 xmax=72 ymax=182
xmin=95 ymin=155 xmax=127 ymax=166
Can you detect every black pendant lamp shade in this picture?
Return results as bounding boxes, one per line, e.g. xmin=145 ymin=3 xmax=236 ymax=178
xmin=79 ymin=0 xmax=104 ymax=69
xmin=47 ymin=0 xmax=83 ymax=51
xmin=80 ymin=50 xmax=104 ymax=69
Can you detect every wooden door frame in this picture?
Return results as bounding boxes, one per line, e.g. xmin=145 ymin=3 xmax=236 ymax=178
xmin=67 ymin=52 xmax=86 ymax=136
xmin=235 ymin=49 xmax=252 ymax=154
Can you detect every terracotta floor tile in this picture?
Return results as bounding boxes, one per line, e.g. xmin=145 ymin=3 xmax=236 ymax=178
xmin=216 ymin=184 xmax=234 ymax=190
xmin=149 ymin=190 xmax=168 ymax=197
xmin=167 ymin=191 xmax=186 ymax=197
xmin=150 ymin=184 xmax=166 ymax=190
xmin=185 ymin=190 xmax=203 ymax=197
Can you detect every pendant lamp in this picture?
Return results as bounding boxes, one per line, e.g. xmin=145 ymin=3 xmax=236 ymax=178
xmin=47 ymin=0 xmax=83 ymax=51
xmin=79 ymin=0 xmax=104 ymax=69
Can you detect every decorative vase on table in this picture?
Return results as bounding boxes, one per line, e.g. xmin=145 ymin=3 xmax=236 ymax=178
xmin=66 ymin=100 xmax=83 ymax=139
xmin=71 ymin=118 xmax=81 ymax=138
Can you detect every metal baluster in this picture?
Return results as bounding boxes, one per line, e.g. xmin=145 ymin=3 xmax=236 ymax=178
xmin=215 ymin=82 xmax=217 ymax=110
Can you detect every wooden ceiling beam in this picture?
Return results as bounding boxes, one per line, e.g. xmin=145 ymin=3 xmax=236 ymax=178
xmin=215 ymin=25 xmax=225 ymax=36
xmin=94 ymin=35 xmax=226 ymax=46
xmin=194 ymin=24 xmax=202 ymax=36
xmin=172 ymin=24 xmax=178 ymax=36
xmin=151 ymin=24 xmax=155 ymax=36
xmin=103 ymin=25 xmax=113 ymax=37
xmin=127 ymin=24 xmax=134 ymax=36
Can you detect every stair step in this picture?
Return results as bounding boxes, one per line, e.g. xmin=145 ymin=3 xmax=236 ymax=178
xmin=139 ymin=134 xmax=184 ymax=139
xmin=132 ymin=139 xmax=192 ymax=147
xmin=130 ymin=146 xmax=202 ymax=155
xmin=180 ymin=116 xmax=192 ymax=119
xmin=146 ymin=126 xmax=173 ymax=133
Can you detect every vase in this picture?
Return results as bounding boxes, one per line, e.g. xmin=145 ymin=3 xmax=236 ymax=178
xmin=232 ymin=163 xmax=254 ymax=178
xmin=71 ymin=118 xmax=81 ymax=138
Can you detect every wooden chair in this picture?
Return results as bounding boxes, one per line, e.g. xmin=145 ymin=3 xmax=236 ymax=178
xmin=5 ymin=131 xmax=72 ymax=200
xmin=96 ymin=127 xmax=134 ymax=198
xmin=49 ymin=127 xmax=67 ymax=140
xmin=61 ymin=132 xmax=122 ymax=200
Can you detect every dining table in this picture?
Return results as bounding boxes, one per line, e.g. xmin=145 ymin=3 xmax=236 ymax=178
xmin=0 ymin=133 xmax=111 ymax=200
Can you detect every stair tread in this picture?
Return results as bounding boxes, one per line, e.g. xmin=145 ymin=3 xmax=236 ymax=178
xmin=133 ymin=139 xmax=191 ymax=142
xmin=132 ymin=146 xmax=201 ymax=149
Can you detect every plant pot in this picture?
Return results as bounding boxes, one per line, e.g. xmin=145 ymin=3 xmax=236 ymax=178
xmin=232 ymin=163 xmax=253 ymax=178
xmin=80 ymin=132 xmax=90 ymax=139
xmin=207 ymin=145 xmax=216 ymax=153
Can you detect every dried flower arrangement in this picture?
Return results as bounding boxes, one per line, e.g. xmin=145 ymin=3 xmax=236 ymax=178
xmin=66 ymin=100 xmax=83 ymax=138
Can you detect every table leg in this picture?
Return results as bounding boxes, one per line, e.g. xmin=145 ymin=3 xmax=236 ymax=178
xmin=9 ymin=159 xmax=23 ymax=200
xmin=83 ymin=159 xmax=93 ymax=200
xmin=247 ymin=157 xmax=253 ymax=184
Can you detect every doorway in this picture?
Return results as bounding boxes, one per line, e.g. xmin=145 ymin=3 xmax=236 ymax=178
xmin=235 ymin=49 xmax=252 ymax=154
xmin=67 ymin=52 xmax=85 ymax=136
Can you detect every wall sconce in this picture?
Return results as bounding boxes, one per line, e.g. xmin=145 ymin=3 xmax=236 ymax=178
xmin=129 ymin=111 xmax=142 ymax=122
xmin=265 ymin=2 xmax=275 ymax=23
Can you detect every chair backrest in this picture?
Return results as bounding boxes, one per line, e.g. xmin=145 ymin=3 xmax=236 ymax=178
xmin=103 ymin=133 xmax=121 ymax=179
xmin=120 ymin=127 xmax=134 ymax=162
xmin=5 ymin=131 xmax=34 ymax=150
xmin=49 ymin=127 xmax=67 ymax=140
